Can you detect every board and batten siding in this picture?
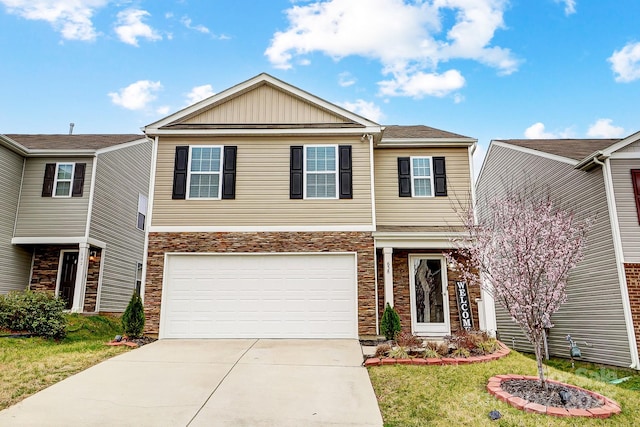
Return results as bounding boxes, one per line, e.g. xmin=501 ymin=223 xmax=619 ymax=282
xmin=610 ymin=159 xmax=640 ymax=263
xmin=182 ymin=84 xmax=349 ymax=125
xmin=89 ymin=140 xmax=152 ymax=311
xmin=477 ymin=144 xmax=632 ymax=367
xmin=14 ymin=157 xmax=92 ymax=238
xmin=374 ymin=147 xmax=471 ymax=227
xmin=152 ymin=136 xmax=373 ymax=227
xmin=0 ymin=145 xmax=31 ymax=292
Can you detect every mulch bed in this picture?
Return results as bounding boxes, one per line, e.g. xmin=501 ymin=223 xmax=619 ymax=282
xmin=106 ymin=336 xmax=157 ymax=348
xmin=502 ymin=379 xmax=601 ymax=410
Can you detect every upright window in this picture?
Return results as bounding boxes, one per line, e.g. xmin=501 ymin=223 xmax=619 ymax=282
xmin=305 ymin=146 xmax=338 ymax=199
xmin=54 ymin=163 xmax=74 ymax=197
xmin=137 ymin=194 xmax=148 ymax=230
xmin=135 ymin=262 xmax=143 ymax=296
xmin=411 ymin=157 xmax=434 ymax=197
xmin=188 ymin=146 xmax=223 ymax=199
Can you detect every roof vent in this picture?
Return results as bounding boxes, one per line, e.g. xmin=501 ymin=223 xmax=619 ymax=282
xmin=69 ymin=123 xmax=75 ymax=135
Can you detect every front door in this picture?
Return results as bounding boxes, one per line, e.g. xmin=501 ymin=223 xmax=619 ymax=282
xmin=410 ymin=255 xmax=450 ymax=336
xmin=59 ymin=251 xmax=78 ymax=310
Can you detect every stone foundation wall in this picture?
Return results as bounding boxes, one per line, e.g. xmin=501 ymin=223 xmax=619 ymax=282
xmin=83 ymin=248 xmax=102 ymax=312
xmin=144 ymin=231 xmax=376 ymax=336
xmin=377 ymin=249 xmax=481 ymax=335
xmin=29 ymin=245 xmax=75 ymax=293
xmin=624 ymin=263 xmax=640 ymax=358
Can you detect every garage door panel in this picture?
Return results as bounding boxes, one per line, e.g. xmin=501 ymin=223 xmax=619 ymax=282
xmin=160 ymin=253 xmax=357 ymax=339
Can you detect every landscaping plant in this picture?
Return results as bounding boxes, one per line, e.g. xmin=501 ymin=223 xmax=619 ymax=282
xmin=0 ymin=290 xmax=66 ymax=339
xmin=380 ymin=303 xmax=401 ymax=341
xmin=447 ymin=193 xmax=591 ymax=388
xmin=122 ymin=292 xmax=145 ymax=338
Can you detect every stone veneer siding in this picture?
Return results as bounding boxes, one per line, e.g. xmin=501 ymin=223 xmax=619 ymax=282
xmin=377 ymin=249 xmax=481 ymax=335
xmin=144 ymin=231 xmax=376 ymax=337
xmin=83 ymin=248 xmax=102 ymax=312
xmin=624 ymin=263 xmax=640 ymax=358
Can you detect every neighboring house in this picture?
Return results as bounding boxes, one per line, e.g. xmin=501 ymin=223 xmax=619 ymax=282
xmin=0 ymin=134 xmax=153 ymax=313
xmin=477 ymin=135 xmax=640 ymax=369
xmin=142 ymin=73 xmax=490 ymax=339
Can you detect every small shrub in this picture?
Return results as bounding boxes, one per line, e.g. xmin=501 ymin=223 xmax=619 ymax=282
xmin=122 ymin=293 xmax=145 ymax=338
xmin=395 ymin=331 xmax=423 ymax=348
xmin=0 ymin=290 xmax=66 ymax=339
xmin=452 ymin=347 xmax=471 ymax=358
xmin=380 ymin=303 xmax=401 ymax=341
xmin=476 ymin=338 xmax=499 ymax=354
xmin=436 ymin=342 xmax=449 ymax=357
xmin=423 ymin=348 xmax=440 ymax=358
xmin=425 ymin=341 xmax=440 ymax=351
xmin=388 ymin=346 xmax=409 ymax=359
xmin=374 ymin=343 xmax=392 ymax=358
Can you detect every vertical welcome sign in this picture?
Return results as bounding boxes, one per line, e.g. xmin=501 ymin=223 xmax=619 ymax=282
xmin=455 ymin=281 xmax=473 ymax=330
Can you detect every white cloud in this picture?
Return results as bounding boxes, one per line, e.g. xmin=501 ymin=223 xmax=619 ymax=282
xmin=0 ymin=0 xmax=108 ymax=41
xmin=265 ymin=0 xmax=518 ymax=98
xmin=185 ymin=84 xmax=215 ymax=106
xmin=108 ymin=80 xmax=163 ymax=110
xmin=180 ymin=16 xmax=209 ymax=34
xmin=338 ymin=99 xmax=384 ymax=123
xmin=338 ymin=72 xmax=356 ymax=87
xmin=609 ymin=41 xmax=640 ymax=83
xmin=379 ymin=70 xmax=465 ymax=98
xmin=524 ymin=122 xmax=575 ymax=139
xmin=586 ymin=118 xmax=625 ymax=138
xmin=114 ymin=9 xmax=161 ymax=46
xmin=156 ymin=105 xmax=170 ymax=115
xmin=555 ymin=0 xmax=576 ymax=15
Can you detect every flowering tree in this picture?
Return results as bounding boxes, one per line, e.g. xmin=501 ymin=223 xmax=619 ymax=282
xmin=446 ymin=193 xmax=591 ymax=387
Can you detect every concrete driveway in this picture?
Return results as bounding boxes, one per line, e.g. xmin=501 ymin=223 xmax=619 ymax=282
xmin=0 ymin=339 xmax=383 ymax=427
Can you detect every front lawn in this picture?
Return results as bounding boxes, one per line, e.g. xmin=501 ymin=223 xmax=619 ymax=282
xmin=0 ymin=314 xmax=129 ymax=410
xmin=368 ymin=350 xmax=640 ymax=426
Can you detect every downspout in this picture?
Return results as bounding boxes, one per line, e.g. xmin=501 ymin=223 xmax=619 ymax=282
xmin=368 ymin=133 xmax=379 ymax=335
xmin=594 ymin=155 xmax=640 ymax=369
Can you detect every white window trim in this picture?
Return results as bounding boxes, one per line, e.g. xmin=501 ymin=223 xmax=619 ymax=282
xmin=303 ymin=145 xmax=339 ymax=200
xmin=53 ymin=162 xmax=75 ymax=198
xmin=410 ymin=156 xmax=435 ymax=198
xmin=137 ymin=193 xmax=148 ymax=231
xmin=186 ymin=146 xmax=223 ymax=200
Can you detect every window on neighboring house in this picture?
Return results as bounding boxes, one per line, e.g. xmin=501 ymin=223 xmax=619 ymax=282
xmin=398 ymin=156 xmax=447 ymax=198
xmin=137 ymin=194 xmax=148 ymax=231
xmin=135 ymin=262 xmax=143 ymax=296
xmin=631 ymin=170 xmax=640 ymax=224
xmin=188 ymin=146 xmax=223 ymax=199
xmin=305 ymin=145 xmax=338 ymax=199
xmin=54 ymin=163 xmax=74 ymax=197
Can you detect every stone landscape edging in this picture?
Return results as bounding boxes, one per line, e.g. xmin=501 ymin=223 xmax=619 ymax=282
xmin=486 ymin=374 xmax=622 ymax=418
xmin=364 ymin=341 xmax=511 ymax=367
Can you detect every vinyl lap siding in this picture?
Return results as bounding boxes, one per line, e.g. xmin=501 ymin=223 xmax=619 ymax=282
xmin=0 ymin=146 xmax=31 ymax=292
xmin=477 ymin=144 xmax=631 ymax=367
xmin=14 ymin=157 xmax=91 ymax=238
xmin=374 ymin=147 xmax=471 ymax=227
xmin=89 ymin=141 xmax=152 ymax=311
xmin=152 ymin=136 xmax=373 ymax=227
xmin=610 ymin=159 xmax=640 ymax=262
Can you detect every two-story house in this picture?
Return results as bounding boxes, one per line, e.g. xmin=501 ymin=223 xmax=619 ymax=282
xmin=142 ymin=73 xmax=488 ymax=339
xmin=0 ymin=134 xmax=152 ymax=313
xmin=477 ymin=135 xmax=640 ymax=369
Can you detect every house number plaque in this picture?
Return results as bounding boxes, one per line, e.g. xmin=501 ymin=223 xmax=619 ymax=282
xmin=455 ymin=281 xmax=473 ymax=330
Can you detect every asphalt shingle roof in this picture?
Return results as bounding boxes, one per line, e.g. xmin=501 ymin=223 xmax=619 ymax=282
xmin=498 ymin=139 xmax=620 ymax=161
xmin=382 ymin=125 xmax=471 ymax=140
xmin=4 ymin=134 xmax=145 ymax=150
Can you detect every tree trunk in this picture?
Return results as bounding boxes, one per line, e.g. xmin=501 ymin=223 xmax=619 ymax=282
xmin=533 ymin=337 xmax=547 ymax=390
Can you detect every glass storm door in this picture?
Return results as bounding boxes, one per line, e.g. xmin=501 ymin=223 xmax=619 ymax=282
xmin=410 ymin=256 xmax=450 ymax=335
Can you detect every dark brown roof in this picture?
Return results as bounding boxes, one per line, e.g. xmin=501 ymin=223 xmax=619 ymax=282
xmin=3 ymin=134 xmax=145 ymax=150
xmin=382 ymin=125 xmax=471 ymax=140
xmin=498 ymin=139 xmax=619 ymax=161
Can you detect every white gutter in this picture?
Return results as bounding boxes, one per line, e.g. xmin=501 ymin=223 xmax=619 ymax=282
xmin=595 ymin=155 xmax=640 ymax=369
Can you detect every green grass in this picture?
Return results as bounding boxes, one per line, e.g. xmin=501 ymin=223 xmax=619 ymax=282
xmin=0 ymin=314 xmax=129 ymax=410
xmin=368 ymin=350 xmax=640 ymax=426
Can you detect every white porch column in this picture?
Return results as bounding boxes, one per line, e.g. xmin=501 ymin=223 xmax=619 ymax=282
xmin=71 ymin=242 xmax=90 ymax=313
xmin=383 ymin=247 xmax=394 ymax=307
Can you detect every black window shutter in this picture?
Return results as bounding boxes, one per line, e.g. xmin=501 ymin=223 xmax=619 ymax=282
xmin=222 ymin=146 xmax=237 ymax=199
xmin=338 ymin=145 xmax=352 ymax=199
xmin=433 ymin=157 xmax=447 ymax=197
xmin=398 ymin=157 xmax=411 ymax=197
xmin=631 ymin=170 xmax=640 ymax=224
xmin=71 ymin=163 xmax=86 ymax=197
xmin=290 ymin=146 xmax=303 ymax=199
xmin=42 ymin=163 xmax=55 ymax=197
xmin=172 ymin=146 xmax=189 ymax=200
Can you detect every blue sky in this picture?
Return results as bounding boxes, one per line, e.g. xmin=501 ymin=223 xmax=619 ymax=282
xmin=1 ymin=0 xmax=639 ymax=172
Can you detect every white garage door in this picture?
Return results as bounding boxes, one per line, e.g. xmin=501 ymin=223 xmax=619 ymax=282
xmin=160 ymin=253 xmax=358 ymax=339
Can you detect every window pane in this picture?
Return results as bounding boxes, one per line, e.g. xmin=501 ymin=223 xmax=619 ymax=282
xmin=412 ymin=158 xmax=431 ymax=177
xmin=306 ymin=146 xmax=336 ymax=172
xmin=414 ymin=178 xmax=432 ymax=197
xmin=189 ymin=173 xmax=219 ymax=198
xmin=191 ymin=147 xmax=221 ymax=172
xmin=57 ymin=164 xmax=73 ymax=180
xmin=55 ymin=181 xmax=71 ymax=196
xmin=306 ymin=173 xmax=336 ymax=198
